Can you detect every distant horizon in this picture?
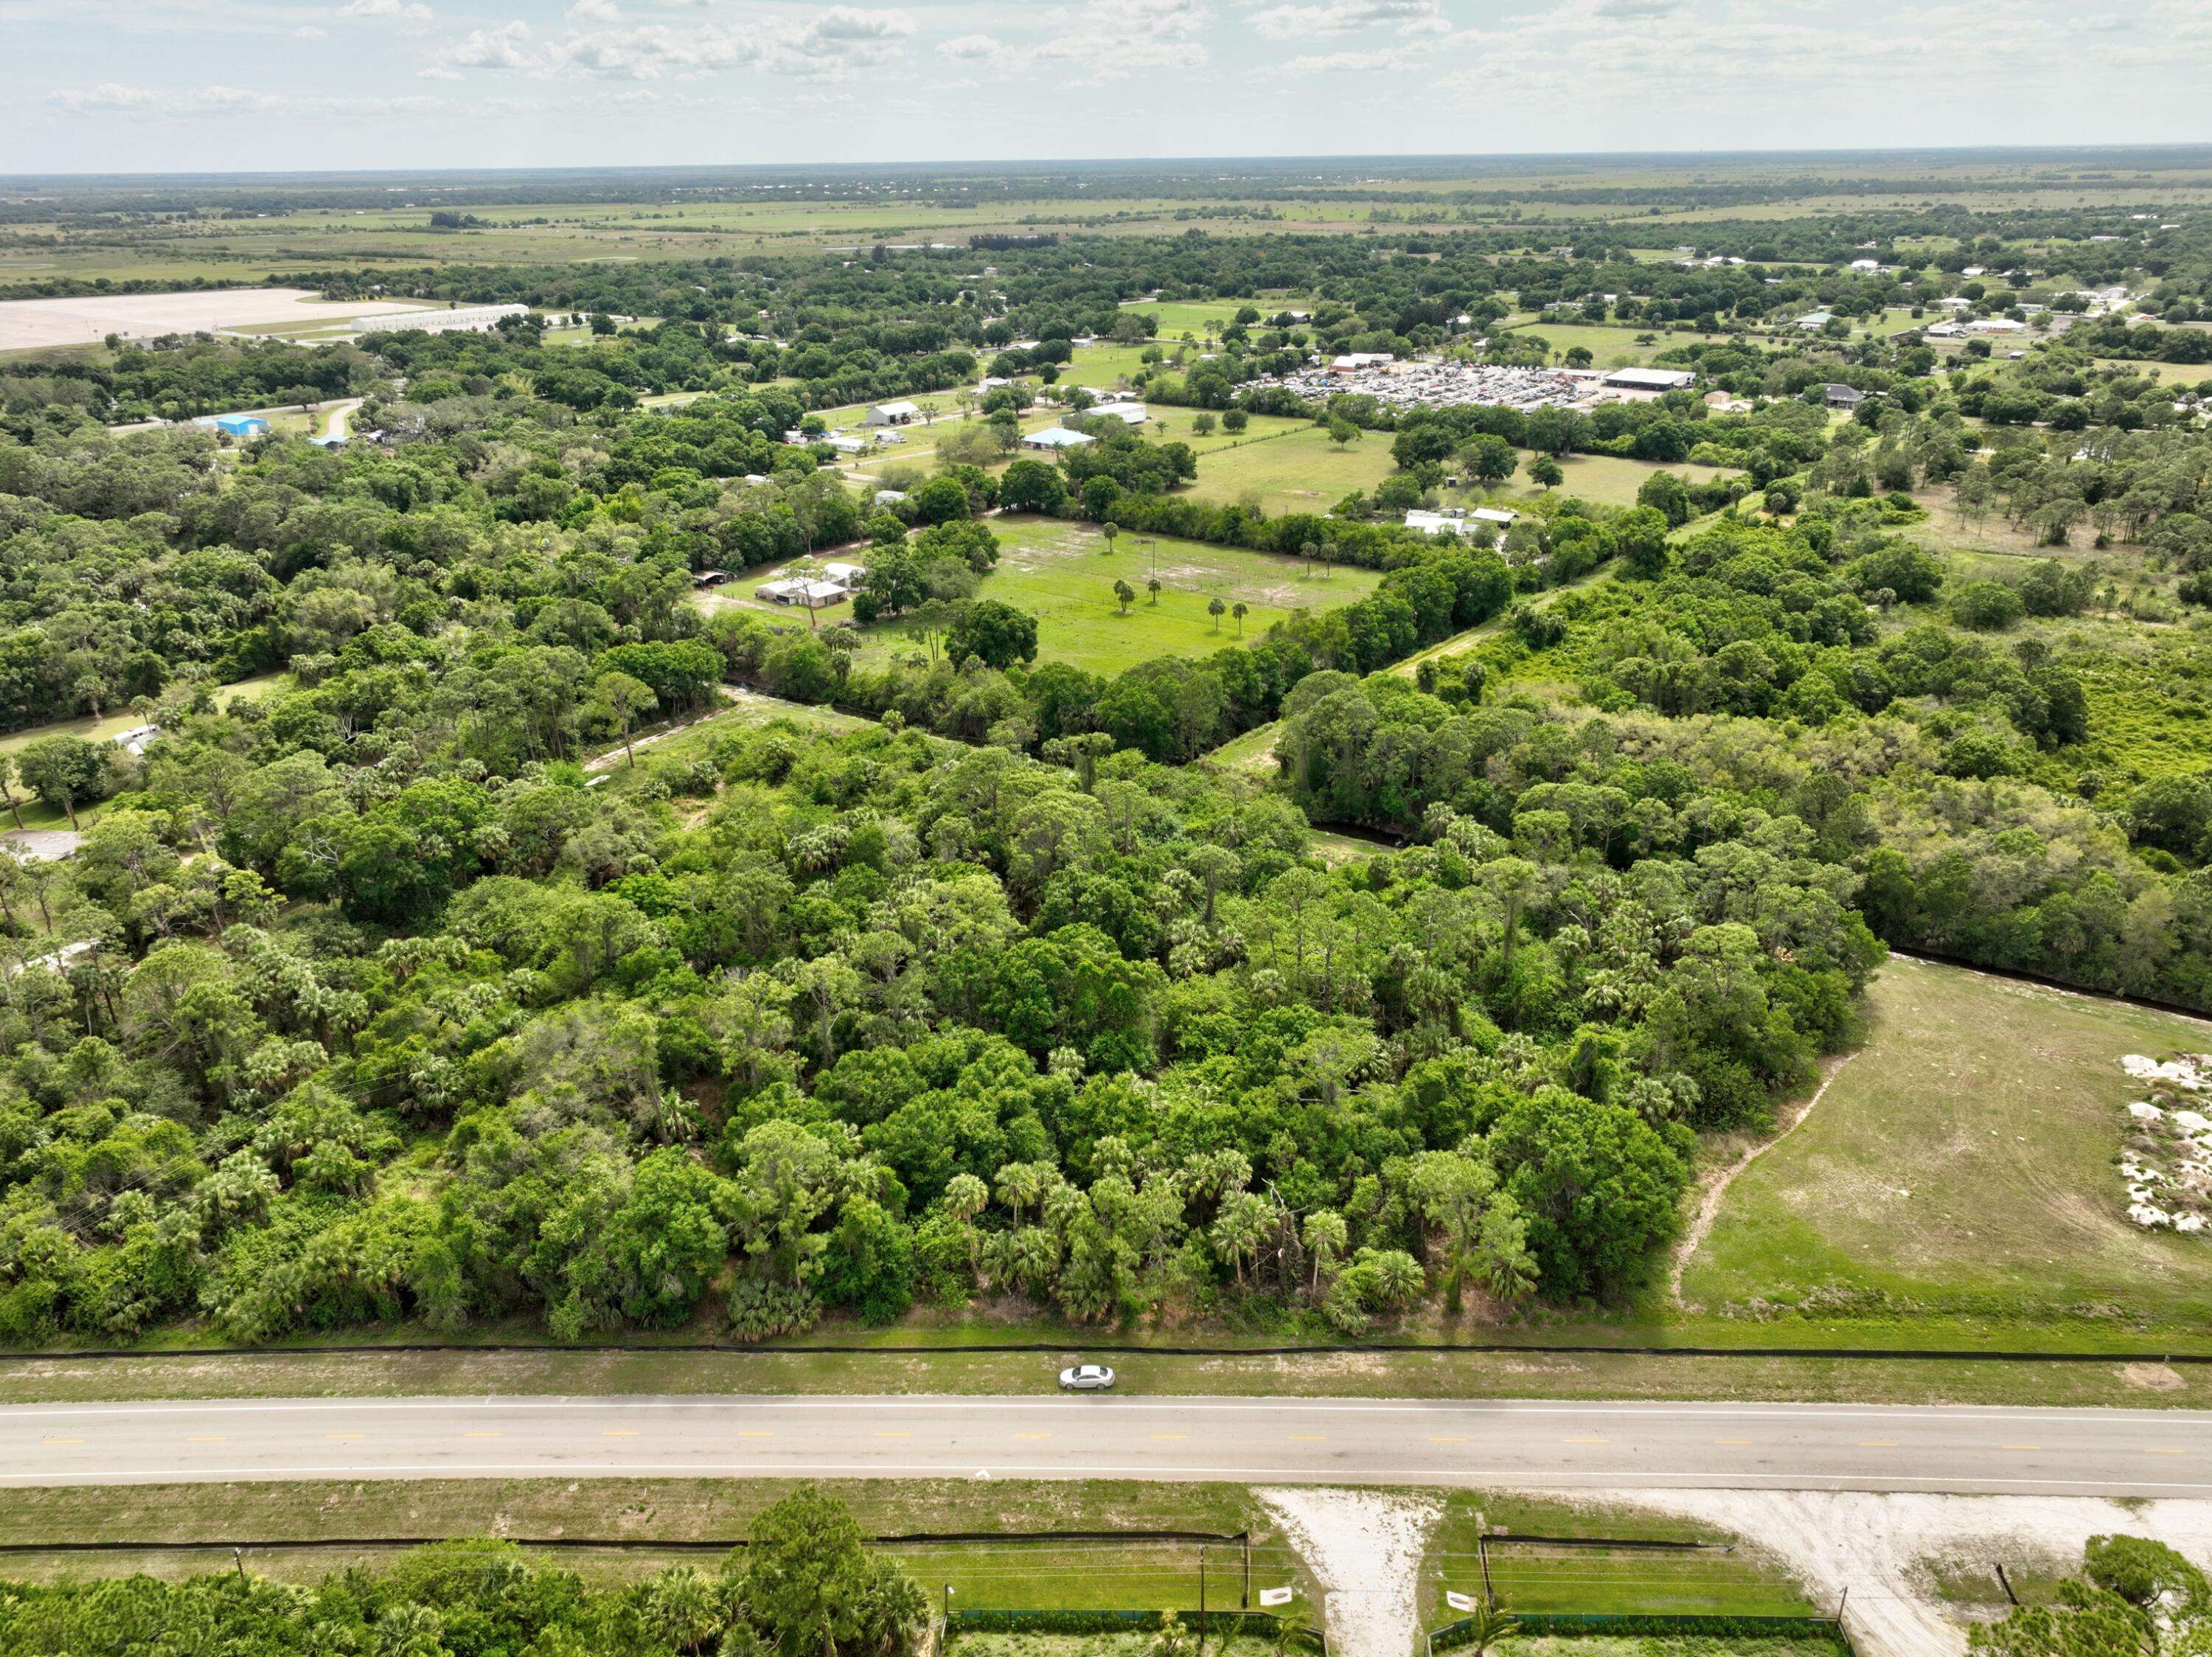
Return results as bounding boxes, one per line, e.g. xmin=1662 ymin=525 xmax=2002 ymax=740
xmin=7 ymin=0 xmax=2212 ymax=176
xmin=7 ymin=142 xmax=2212 ymax=194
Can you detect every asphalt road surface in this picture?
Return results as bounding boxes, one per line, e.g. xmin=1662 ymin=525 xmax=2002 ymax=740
xmin=3 ymin=1395 xmax=2208 ymax=1496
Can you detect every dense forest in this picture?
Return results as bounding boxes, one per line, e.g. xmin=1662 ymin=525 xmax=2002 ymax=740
xmin=0 ymin=198 xmax=2209 ymax=1346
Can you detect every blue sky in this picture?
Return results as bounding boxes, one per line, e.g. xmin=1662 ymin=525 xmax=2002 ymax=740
xmin=3 ymin=0 xmax=2209 ymax=175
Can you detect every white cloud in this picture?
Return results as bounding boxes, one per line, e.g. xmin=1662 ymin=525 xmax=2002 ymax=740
xmin=790 ymin=5 xmax=917 ymax=60
xmin=1079 ymin=0 xmax=1208 ymax=38
xmin=49 ymin=81 xmax=442 ymax=118
xmin=550 ymin=22 xmax=762 ymax=77
xmin=440 ymin=19 xmax=536 ymax=70
xmin=296 ymin=24 xmax=328 ymax=38
xmin=567 ymin=0 xmax=621 ymax=18
xmin=936 ymin=32 xmax=1010 ymax=63
xmin=1276 ymin=43 xmax=1424 ymax=71
xmin=417 ymin=64 xmax=463 ymax=79
xmin=1245 ymin=0 xmax=1443 ymax=35
xmin=340 ymin=0 xmax=434 ymax=22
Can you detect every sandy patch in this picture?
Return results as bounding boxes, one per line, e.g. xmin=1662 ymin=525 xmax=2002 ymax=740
xmin=1259 ymin=1486 xmax=1441 ymax=1657
xmin=2122 ymin=1362 xmax=2188 ymax=1392
xmin=1561 ymin=1489 xmax=2212 ymax=1657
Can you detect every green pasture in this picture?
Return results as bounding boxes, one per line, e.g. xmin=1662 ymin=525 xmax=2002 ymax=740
xmin=1488 ymin=322 xmax=1742 ymax=367
xmin=1681 ymin=956 xmax=2212 ymax=1333
xmin=909 ymin=516 xmax=1380 ymax=675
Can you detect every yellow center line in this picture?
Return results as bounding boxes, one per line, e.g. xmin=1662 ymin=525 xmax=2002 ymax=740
xmin=1562 ymin=1437 xmax=1609 ymax=1445
xmin=1150 ymin=1433 xmax=1189 ymax=1442
xmin=2002 ymin=1444 xmax=2042 ymax=1452
xmin=1011 ymin=1432 xmax=1051 ymax=1441
xmin=874 ymin=1431 xmax=912 ymax=1439
xmin=1857 ymin=1440 xmax=1899 ymax=1448
xmin=465 ymin=1431 xmax=503 ymax=1439
xmin=326 ymin=1433 xmax=364 ymax=1442
xmin=186 ymin=1435 xmax=226 ymax=1445
xmin=1430 ymin=1435 xmax=1469 ymax=1444
xmin=2145 ymin=1448 xmax=2186 ymax=1456
xmin=1288 ymin=1434 xmax=1327 ymax=1442
xmin=737 ymin=1431 xmax=776 ymax=1439
xmin=1714 ymin=1439 xmax=1753 ymax=1447
xmin=40 ymin=1437 xmax=83 ymax=1447
xmin=603 ymin=1430 xmax=639 ymax=1439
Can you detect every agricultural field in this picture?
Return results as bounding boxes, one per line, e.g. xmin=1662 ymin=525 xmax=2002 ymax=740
xmin=1680 ymin=956 xmax=2212 ymax=1336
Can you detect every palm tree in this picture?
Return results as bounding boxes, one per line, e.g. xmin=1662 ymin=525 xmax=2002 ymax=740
xmin=1208 ymin=596 xmax=1227 ymax=633
xmin=1267 ymin=1598 xmax=1313 ymax=1657
xmin=1232 ymin=602 xmax=1248 ymax=636
xmin=1299 ymin=539 xmax=1318 ymax=580
xmin=1147 ymin=577 xmax=1162 ymax=605
xmin=1113 ymin=579 xmax=1135 ymax=615
xmin=1458 ymin=1602 xmax=1520 ymax=1655
xmin=1100 ymin=521 xmax=1120 ymax=555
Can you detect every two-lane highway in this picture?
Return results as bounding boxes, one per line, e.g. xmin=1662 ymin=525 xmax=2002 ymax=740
xmin=3 ymin=1395 xmax=2208 ymax=1496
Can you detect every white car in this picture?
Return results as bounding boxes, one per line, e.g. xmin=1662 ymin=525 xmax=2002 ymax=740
xmin=1059 ymin=1363 xmax=1116 ymax=1392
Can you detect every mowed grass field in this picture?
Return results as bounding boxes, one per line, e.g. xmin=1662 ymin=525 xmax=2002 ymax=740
xmin=943 ymin=515 xmax=1380 ymax=674
xmin=1681 ymin=955 xmax=2212 ymax=1331
xmin=703 ymin=515 xmax=1378 ymax=676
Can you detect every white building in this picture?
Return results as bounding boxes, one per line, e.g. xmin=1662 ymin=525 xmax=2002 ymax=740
xmin=1087 ymin=403 xmax=1149 ymax=425
xmin=1965 ymin=317 xmax=2028 ymax=336
xmin=1021 ymin=426 xmax=1095 ymax=451
xmin=755 ymin=577 xmax=849 ymax=609
xmin=1405 ymin=506 xmax=1518 ymax=538
xmin=1603 ymin=367 xmax=1696 ymax=392
xmin=865 ymin=400 xmax=922 ymax=426
xmin=1329 ymin=352 xmax=1395 ymax=372
xmin=821 ymin=562 xmax=867 ymax=589
xmin=1795 ymin=312 xmax=1836 ymax=330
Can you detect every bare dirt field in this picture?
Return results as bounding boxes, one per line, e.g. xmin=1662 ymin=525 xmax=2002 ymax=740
xmin=0 ymin=288 xmax=424 ymax=352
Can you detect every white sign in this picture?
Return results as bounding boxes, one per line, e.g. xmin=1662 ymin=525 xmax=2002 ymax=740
xmin=1445 ymin=1592 xmax=1478 ymax=1613
xmin=1259 ymin=1587 xmax=1296 ymax=1608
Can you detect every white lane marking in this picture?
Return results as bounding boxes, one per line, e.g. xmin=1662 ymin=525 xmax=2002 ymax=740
xmin=0 ymin=1462 xmax=2208 ymax=1494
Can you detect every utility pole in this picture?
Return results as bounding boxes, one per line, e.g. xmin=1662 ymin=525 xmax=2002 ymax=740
xmin=1478 ymin=1534 xmax=1495 ymax=1609
xmin=1242 ymin=1533 xmax=1251 ymax=1610
xmin=1199 ymin=1543 xmax=1208 ymax=1651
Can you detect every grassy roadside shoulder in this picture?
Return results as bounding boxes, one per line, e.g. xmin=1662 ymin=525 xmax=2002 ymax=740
xmin=0 ymin=1476 xmax=1314 ymax=1605
xmin=1 ymin=1344 xmax=2205 ymax=1410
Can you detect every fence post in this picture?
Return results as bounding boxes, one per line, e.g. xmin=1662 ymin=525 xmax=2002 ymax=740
xmin=1478 ymin=1534 xmax=1495 ymax=1610
xmin=1242 ymin=1532 xmax=1251 ymax=1610
xmin=1200 ymin=1544 xmax=1208 ymax=1647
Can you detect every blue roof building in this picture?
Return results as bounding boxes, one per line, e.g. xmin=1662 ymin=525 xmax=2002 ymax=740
xmin=214 ymin=414 xmax=270 ymax=437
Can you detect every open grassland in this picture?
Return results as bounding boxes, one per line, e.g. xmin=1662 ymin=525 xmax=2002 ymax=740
xmin=1485 ymin=454 xmax=1732 ymax=511
xmin=1119 ymin=297 xmax=1310 ymax=338
xmin=942 ymin=517 xmax=1379 ymax=675
xmin=1491 ymin=322 xmax=1743 ymax=367
xmin=1186 ymin=425 xmax=1400 ymax=515
xmin=1681 ymin=956 xmax=2212 ymax=1335
xmin=700 ymin=516 xmax=1378 ymax=676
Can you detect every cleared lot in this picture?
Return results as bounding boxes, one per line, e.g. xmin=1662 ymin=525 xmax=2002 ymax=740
xmin=0 ymin=288 xmax=423 ymax=352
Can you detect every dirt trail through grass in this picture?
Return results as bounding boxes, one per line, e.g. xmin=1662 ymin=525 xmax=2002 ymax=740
xmin=1670 ymin=1051 xmax=1854 ymax=1307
